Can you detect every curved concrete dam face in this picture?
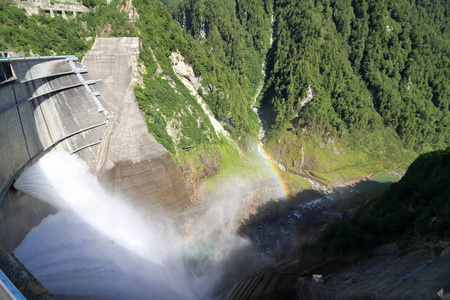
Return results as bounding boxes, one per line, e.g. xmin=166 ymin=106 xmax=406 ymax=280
xmin=0 ymin=38 xmax=192 ymax=251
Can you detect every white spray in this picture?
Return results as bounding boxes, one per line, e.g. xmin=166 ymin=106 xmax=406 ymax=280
xmin=13 ymin=152 xmax=253 ymax=299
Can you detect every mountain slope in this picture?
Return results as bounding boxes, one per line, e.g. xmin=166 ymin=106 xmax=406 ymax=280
xmin=259 ymin=0 xmax=449 ymax=179
xmin=265 ymin=0 xmax=449 ymax=150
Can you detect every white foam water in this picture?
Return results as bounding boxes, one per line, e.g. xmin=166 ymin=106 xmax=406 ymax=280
xmin=13 ymin=152 xmax=251 ymax=299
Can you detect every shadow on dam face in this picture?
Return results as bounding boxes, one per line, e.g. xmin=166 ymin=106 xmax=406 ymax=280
xmin=0 ymin=190 xmax=57 ymax=251
xmin=0 ymin=61 xmax=53 ymax=250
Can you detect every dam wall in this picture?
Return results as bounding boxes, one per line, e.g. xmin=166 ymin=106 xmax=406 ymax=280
xmin=0 ymin=56 xmax=107 ymax=193
xmin=0 ymin=38 xmax=192 ymax=251
xmin=0 ymin=55 xmax=107 ymax=250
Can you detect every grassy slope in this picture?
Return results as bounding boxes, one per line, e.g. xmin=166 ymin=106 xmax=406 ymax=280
xmin=265 ymin=121 xmax=416 ymax=182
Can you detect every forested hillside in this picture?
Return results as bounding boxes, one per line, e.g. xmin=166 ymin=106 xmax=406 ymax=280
xmin=261 ymin=0 xmax=449 ymax=178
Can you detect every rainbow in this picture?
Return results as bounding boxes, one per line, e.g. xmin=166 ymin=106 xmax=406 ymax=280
xmin=254 ymin=142 xmax=291 ymax=200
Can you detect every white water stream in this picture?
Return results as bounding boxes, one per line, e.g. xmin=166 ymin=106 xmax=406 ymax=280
xmin=13 ymin=152 xmax=251 ymax=299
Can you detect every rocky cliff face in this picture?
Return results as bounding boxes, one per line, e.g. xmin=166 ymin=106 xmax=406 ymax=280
xmin=82 ymin=37 xmax=192 ymax=214
xmin=170 ymin=51 xmax=230 ymax=140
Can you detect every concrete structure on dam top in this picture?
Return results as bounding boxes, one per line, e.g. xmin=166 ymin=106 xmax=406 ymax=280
xmin=0 ymin=38 xmax=192 ymax=252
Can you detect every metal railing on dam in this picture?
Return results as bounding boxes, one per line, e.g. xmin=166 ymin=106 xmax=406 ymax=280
xmin=0 ymin=268 xmax=26 ymax=300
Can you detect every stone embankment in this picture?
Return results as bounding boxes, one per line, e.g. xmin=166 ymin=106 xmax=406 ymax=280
xmin=298 ymin=246 xmax=450 ymax=300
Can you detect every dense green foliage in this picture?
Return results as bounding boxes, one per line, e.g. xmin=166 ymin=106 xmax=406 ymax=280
xmin=81 ymin=0 xmax=104 ymax=8
xmin=173 ymin=0 xmax=272 ymax=136
xmin=133 ymin=0 xmax=219 ymax=154
xmin=320 ymin=147 xmax=450 ymax=252
xmin=263 ymin=0 xmax=450 ymax=152
xmin=159 ymin=0 xmax=180 ymax=12
xmin=134 ymin=74 xmax=216 ymax=154
xmin=0 ymin=0 xmax=136 ymax=57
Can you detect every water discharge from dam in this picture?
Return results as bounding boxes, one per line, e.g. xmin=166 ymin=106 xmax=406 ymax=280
xmin=13 ymin=152 xmax=254 ymax=299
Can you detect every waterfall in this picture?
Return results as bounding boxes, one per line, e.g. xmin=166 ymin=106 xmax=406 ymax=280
xmin=13 ymin=152 xmax=253 ymax=299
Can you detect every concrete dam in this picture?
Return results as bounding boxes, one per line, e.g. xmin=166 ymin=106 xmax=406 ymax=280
xmin=0 ymin=37 xmax=191 ymax=253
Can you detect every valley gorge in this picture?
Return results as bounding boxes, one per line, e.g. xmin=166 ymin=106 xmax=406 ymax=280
xmin=0 ymin=0 xmax=449 ymax=299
